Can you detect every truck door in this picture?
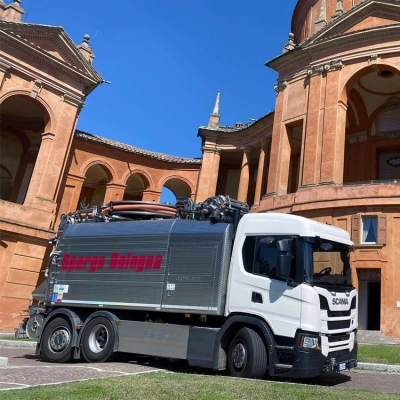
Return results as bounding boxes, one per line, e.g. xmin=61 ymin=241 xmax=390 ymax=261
xmin=228 ymin=235 xmax=302 ymax=338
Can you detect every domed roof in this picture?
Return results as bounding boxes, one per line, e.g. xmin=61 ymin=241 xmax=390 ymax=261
xmin=292 ymin=0 xmax=364 ymax=43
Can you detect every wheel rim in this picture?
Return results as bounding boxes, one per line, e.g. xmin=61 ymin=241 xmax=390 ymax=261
xmin=88 ymin=324 xmax=109 ymax=353
xmin=232 ymin=340 xmax=247 ymax=370
xmin=49 ymin=327 xmax=71 ymax=352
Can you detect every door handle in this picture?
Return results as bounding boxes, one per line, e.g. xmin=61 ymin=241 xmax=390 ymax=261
xmin=251 ymin=292 xmax=263 ymax=304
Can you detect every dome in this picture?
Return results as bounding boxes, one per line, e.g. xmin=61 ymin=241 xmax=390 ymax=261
xmin=291 ymin=0 xmax=364 ymax=43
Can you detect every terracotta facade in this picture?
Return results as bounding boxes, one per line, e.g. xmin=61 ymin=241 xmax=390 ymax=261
xmin=198 ymin=0 xmax=400 ymax=337
xmin=1 ymin=0 xmax=400 ymax=338
xmin=0 ymin=1 xmax=200 ymax=330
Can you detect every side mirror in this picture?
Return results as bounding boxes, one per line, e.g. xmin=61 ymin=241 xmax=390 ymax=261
xmin=276 ymin=254 xmax=292 ymax=280
xmin=276 ymin=238 xmax=292 ymax=252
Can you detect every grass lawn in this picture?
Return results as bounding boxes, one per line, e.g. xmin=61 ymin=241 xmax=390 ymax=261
xmin=358 ymin=345 xmax=400 ymax=365
xmin=0 ymin=336 xmax=37 ymax=342
xmin=0 ymin=372 xmax=399 ymax=400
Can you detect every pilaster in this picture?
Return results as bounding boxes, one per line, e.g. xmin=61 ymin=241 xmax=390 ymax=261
xmin=253 ymin=138 xmax=271 ymax=206
xmin=196 ymin=148 xmax=221 ymax=202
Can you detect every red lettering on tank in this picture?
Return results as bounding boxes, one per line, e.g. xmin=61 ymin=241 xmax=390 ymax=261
xmin=60 ymin=253 xmax=163 ymax=273
xmin=130 ymin=255 xmax=138 ymax=269
xmin=117 ymin=255 xmax=126 ymax=269
xmin=97 ymin=256 xmax=106 ymax=270
xmin=76 ymin=256 xmax=84 ymax=270
xmin=61 ymin=254 xmax=71 ymax=270
xmin=137 ymin=255 xmax=146 ymax=272
xmin=153 ymin=255 xmax=162 ymax=269
xmin=109 ymin=253 xmax=118 ymax=269
xmin=145 ymin=255 xmax=154 ymax=269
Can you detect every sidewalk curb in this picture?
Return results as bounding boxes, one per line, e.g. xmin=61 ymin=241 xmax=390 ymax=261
xmin=0 ymin=340 xmax=36 ymax=348
xmin=356 ymin=362 xmax=400 ymax=373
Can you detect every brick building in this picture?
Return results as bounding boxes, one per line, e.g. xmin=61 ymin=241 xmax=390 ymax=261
xmin=198 ymin=0 xmax=400 ymax=337
xmin=1 ymin=0 xmax=400 ymax=338
xmin=0 ymin=0 xmax=200 ymax=330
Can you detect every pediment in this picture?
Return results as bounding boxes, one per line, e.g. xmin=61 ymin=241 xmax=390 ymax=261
xmin=0 ymin=21 xmax=100 ymax=80
xmin=17 ymin=32 xmax=81 ymax=66
xmin=304 ymin=0 xmax=400 ymax=47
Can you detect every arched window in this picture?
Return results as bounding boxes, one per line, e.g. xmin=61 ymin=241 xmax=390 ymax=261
xmin=376 ymin=97 xmax=400 ymax=139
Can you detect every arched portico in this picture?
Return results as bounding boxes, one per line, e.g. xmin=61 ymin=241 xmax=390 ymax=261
xmin=0 ymin=94 xmax=51 ymax=205
xmin=342 ymin=64 xmax=400 ymax=184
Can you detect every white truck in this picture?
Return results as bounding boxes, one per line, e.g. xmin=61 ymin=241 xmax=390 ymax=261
xmin=21 ymin=196 xmax=357 ymax=379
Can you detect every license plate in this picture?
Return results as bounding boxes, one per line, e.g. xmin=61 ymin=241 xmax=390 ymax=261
xmin=339 ymin=362 xmax=347 ymax=371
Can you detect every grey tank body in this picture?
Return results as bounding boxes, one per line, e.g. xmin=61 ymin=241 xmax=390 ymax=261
xmin=47 ymin=218 xmax=234 ymax=315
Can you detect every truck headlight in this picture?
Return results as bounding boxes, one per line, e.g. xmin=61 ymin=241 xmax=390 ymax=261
xmin=300 ymin=335 xmax=321 ymax=350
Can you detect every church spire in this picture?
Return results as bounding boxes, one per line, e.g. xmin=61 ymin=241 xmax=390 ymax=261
xmin=208 ymin=91 xmax=220 ymax=129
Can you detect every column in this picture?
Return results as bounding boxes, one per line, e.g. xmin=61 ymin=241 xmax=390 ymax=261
xmin=23 ymin=131 xmax=56 ymax=208
xmin=237 ymin=147 xmax=252 ymax=202
xmin=142 ymin=189 xmax=161 ymax=202
xmin=195 ymin=148 xmax=221 ymax=202
xmin=24 ymin=94 xmax=82 ymax=212
xmin=104 ymin=183 xmax=127 ymax=204
xmin=0 ymin=60 xmax=10 ymax=90
xmin=253 ymin=138 xmax=271 ymax=206
xmin=265 ymin=88 xmax=287 ymax=196
xmin=320 ymin=70 xmax=347 ymax=185
xmin=56 ymin=174 xmax=85 ymax=219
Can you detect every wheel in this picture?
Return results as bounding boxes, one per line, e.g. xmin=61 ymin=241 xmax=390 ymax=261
xmin=41 ymin=317 xmax=73 ymax=363
xmin=81 ymin=317 xmax=116 ymax=363
xmin=228 ymin=327 xmax=267 ymax=379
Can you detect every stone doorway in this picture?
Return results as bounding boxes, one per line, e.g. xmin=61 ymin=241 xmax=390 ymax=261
xmin=357 ymin=268 xmax=381 ymax=331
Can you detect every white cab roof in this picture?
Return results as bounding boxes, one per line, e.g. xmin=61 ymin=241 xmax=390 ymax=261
xmin=237 ymin=213 xmax=352 ymax=246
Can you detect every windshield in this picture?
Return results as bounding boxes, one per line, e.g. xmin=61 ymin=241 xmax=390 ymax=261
xmin=304 ymin=238 xmax=353 ymax=288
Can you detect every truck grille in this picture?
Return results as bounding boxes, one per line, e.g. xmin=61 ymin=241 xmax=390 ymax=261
xmin=320 ymin=295 xmax=353 ymax=317
xmin=328 ymin=334 xmax=350 ymax=343
xmin=328 ymin=320 xmax=350 ymax=330
xmin=328 ymin=310 xmax=351 ymax=318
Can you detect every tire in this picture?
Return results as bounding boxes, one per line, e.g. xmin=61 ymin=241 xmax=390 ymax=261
xmin=228 ymin=327 xmax=267 ymax=379
xmin=81 ymin=317 xmax=116 ymax=363
xmin=41 ymin=317 xmax=73 ymax=363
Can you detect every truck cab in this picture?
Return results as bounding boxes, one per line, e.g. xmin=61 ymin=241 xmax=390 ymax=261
xmin=226 ymin=213 xmax=357 ymax=377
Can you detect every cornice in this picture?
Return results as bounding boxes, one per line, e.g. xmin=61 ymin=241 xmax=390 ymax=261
xmin=18 ymin=33 xmax=80 ymax=68
xmin=304 ymin=24 xmax=400 ymax=55
xmin=0 ymin=55 xmax=87 ymax=102
xmin=0 ymin=30 xmax=99 ymax=87
xmin=266 ymin=47 xmax=311 ymax=72
xmin=319 ymin=2 xmax=400 ymax=40
xmin=198 ymin=111 xmax=274 ymax=138
xmin=74 ymin=130 xmax=202 ymax=165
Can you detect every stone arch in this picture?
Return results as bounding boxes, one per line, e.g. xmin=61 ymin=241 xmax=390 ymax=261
xmin=80 ymin=159 xmax=117 ymax=183
xmin=122 ymin=169 xmax=153 ymax=201
xmin=0 ymin=90 xmax=53 ymax=132
xmin=0 ymin=93 xmax=52 ymax=204
xmin=160 ymin=175 xmax=194 ymax=203
xmin=341 ymin=63 xmax=400 ymax=183
xmin=77 ymin=161 xmax=115 ymax=208
xmin=341 ymin=64 xmax=400 ymax=104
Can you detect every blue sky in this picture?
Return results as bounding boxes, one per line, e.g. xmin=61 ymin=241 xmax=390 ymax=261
xmin=23 ymin=0 xmax=298 ymax=160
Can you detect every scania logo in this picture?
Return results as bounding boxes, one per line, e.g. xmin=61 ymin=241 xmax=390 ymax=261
xmin=332 ymin=298 xmax=349 ymax=306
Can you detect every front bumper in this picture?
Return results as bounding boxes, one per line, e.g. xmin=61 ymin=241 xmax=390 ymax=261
xmin=273 ymin=342 xmax=358 ymax=379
